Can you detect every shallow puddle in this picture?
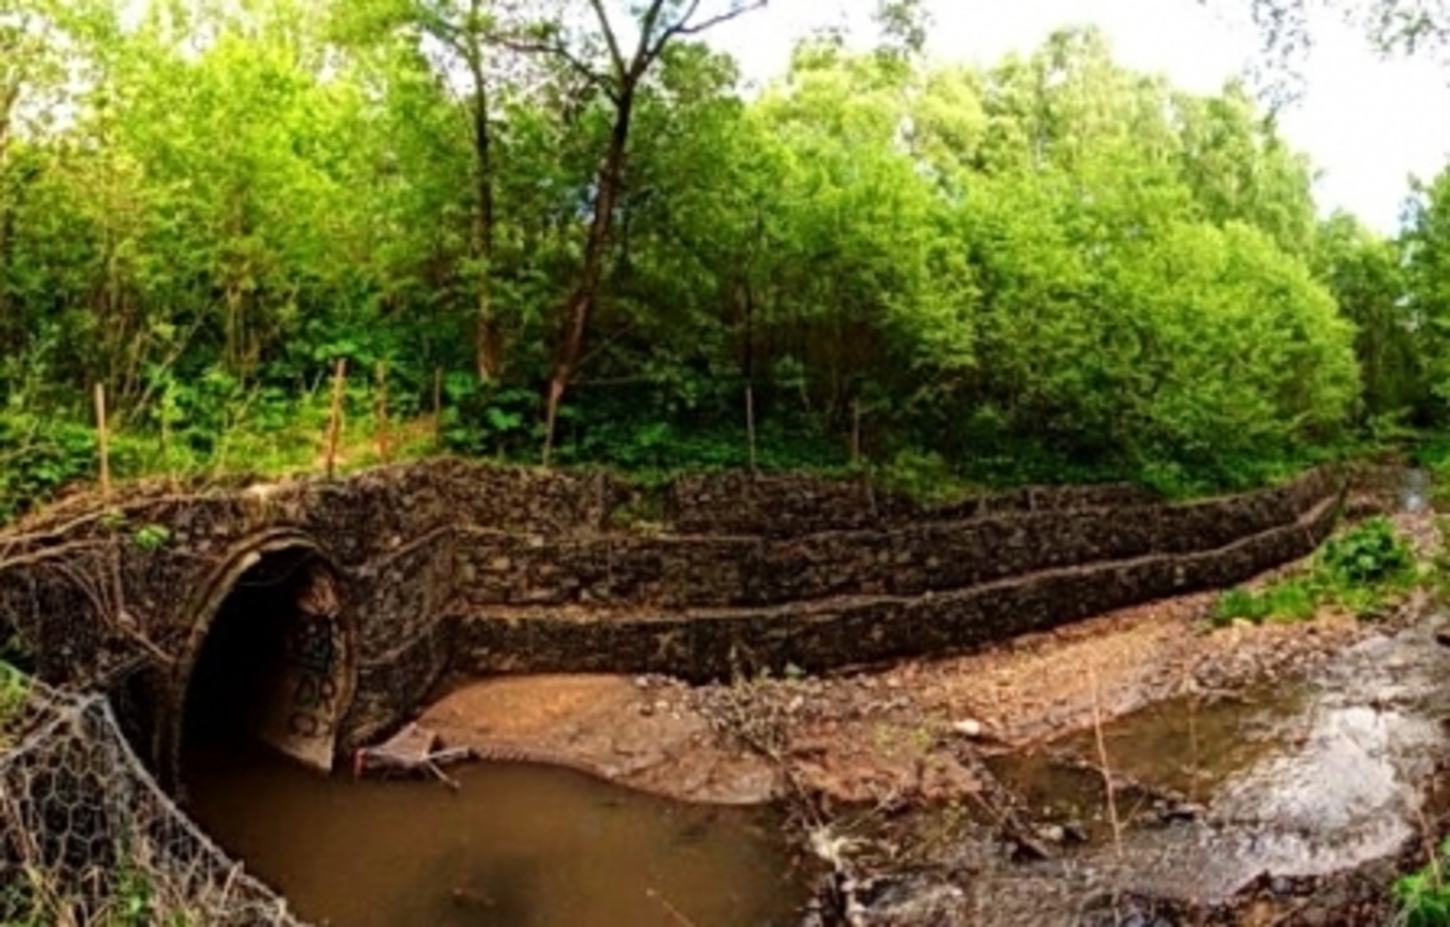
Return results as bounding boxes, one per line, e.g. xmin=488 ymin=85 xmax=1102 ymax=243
xmin=183 ymin=745 xmax=807 ymax=927
xmin=989 ymin=683 xmax=1305 ymax=822
xmin=972 ymin=616 xmax=1450 ymax=920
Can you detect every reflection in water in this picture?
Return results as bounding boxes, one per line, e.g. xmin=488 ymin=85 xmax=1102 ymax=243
xmin=183 ymin=745 xmax=806 ymax=927
xmin=972 ymin=618 xmax=1450 ymax=921
xmin=988 ymin=684 xmax=1301 ymax=833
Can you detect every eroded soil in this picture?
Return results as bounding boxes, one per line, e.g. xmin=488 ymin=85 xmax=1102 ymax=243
xmin=421 ymin=587 xmax=1404 ymax=808
xmin=414 ymin=507 xmax=1449 ymax=925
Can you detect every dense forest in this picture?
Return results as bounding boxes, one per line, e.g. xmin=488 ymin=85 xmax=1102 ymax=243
xmin=2 ymin=0 xmax=1448 ymax=517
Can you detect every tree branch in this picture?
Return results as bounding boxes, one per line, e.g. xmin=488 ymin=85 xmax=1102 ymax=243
xmin=647 ymin=0 xmax=768 ymax=64
xmin=501 ymin=37 xmax=617 ymax=100
xmin=634 ymin=0 xmax=675 ymax=68
xmin=587 ymin=0 xmax=628 ymax=77
xmin=670 ymin=0 xmax=767 ymax=38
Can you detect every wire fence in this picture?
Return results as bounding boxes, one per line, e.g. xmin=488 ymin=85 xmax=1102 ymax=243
xmin=0 ymin=674 xmax=302 ymax=926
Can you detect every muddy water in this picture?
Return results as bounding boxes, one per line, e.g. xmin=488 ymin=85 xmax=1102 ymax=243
xmin=991 ymin=683 xmax=1303 ymax=827
xmin=183 ymin=746 xmax=806 ymax=927
xmin=973 ymin=613 xmax=1450 ymax=922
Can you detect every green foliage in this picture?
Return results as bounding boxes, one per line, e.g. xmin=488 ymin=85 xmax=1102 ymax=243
xmin=0 ymin=662 xmax=29 ymax=744
xmin=873 ymin=449 xmax=981 ymax=505
xmin=132 ymin=524 xmax=171 ymax=551
xmin=1395 ymin=840 xmax=1450 ymax=927
xmin=1212 ymin=580 xmax=1318 ymax=626
xmin=1321 ymin=516 xmax=1415 ymax=586
xmin=0 ymin=415 xmax=97 ymax=522
xmin=0 ymin=3 xmax=1415 ymax=515
xmin=1212 ymin=517 xmax=1417 ymax=627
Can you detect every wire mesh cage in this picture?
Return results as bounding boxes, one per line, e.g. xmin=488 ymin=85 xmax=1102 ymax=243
xmin=0 ymin=671 xmax=302 ymax=926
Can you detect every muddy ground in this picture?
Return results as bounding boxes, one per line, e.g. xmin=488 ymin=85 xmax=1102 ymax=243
xmin=414 ymin=507 xmax=1449 ymax=925
xmin=421 ymin=578 xmax=1414 ymax=808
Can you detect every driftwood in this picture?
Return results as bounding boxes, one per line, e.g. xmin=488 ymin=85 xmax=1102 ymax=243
xmin=352 ymin=722 xmax=476 ymax=789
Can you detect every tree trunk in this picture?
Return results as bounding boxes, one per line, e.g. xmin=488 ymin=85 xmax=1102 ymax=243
xmin=465 ymin=16 xmax=500 ymax=382
xmin=541 ymin=88 xmax=635 ymax=464
xmin=0 ymin=179 xmax=11 ymax=349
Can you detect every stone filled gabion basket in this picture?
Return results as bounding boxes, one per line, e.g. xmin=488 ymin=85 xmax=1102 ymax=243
xmin=0 ymin=670 xmax=301 ymax=926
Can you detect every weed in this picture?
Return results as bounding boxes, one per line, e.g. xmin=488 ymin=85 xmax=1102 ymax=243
xmin=873 ymin=449 xmax=981 ymax=506
xmin=132 ymin=524 xmax=171 ymax=552
xmin=0 ymin=662 xmax=27 ymax=745
xmin=1321 ymin=516 xmax=1414 ymax=586
xmin=1212 ymin=587 xmax=1269 ymax=626
xmin=1211 ymin=518 xmax=1417 ymax=628
xmin=1262 ymin=579 xmax=1319 ymax=623
xmin=1395 ymin=839 xmax=1450 ymax=927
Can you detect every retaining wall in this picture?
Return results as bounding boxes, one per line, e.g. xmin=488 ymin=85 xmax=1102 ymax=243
xmin=0 ymin=460 xmax=1344 ymax=772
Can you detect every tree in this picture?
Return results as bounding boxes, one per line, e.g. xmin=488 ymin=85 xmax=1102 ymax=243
xmin=1225 ymin=0 xmax=1450 ymax=68
xmin=336 ymin=0 xmax=515 ymax=381
xmin=1399 ymin=170 xmax=1450 ymax=418
xmin=1315 ymin=212 xmax=1422 ymax=423
xmin=514 ymin=0 xmax=768 ymax=463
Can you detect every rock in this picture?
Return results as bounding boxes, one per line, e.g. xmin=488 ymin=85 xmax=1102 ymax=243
xmin=951 ymin=719 xmax=985 ymax=739
xmin=844 ymin=875 xmax=969 ymax=927
xmin=1036 ymin=824 xmax=1067 ymax=844
xmin=1164 ymin=801 xmax=1205 ymax=822
xmin=1436 ymin=627 xmax=1450 ymax=648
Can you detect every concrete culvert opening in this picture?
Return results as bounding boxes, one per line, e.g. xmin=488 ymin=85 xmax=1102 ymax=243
xmin=180 ymin=542 xmax=354 ymax=775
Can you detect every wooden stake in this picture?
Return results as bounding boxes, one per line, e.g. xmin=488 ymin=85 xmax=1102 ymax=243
xmin=745 ymin=383 xmax=758 ymax=474
xmin=851 ymin=398 xmax=862 ymax=466
xmin=374 ymin=362 xmax=390 ymax=464
xmin=325 ymin=359 xmax=347 ymax=480
xmin=94 ymin=382 xmax=111 ymax=498
xmin=1090 ymin=665 xmax=1123 ymax=858
xmin=432 ymin=368 xmax=443 ymax=451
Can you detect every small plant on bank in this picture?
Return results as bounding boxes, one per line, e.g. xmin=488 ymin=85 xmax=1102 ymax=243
xmin=1211 ymin=517 xmax=1417 ymax=628
xmin=1320 ymin=516 xmax=1414 ymax=586
xmin=1395 ymin=838 xmax=1450 ymax=927
xmin=132 ymin=523 xmax=172 ymax=552
xmin=0 ymin=662 xmax=27 ymax=748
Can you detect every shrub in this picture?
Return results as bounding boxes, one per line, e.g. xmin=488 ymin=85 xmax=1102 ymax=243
xmin=1321 ymin=516 xmax=1415 ymax=587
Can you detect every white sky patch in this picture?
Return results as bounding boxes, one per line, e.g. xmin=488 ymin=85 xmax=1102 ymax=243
xmin=708 ymin=0 xmax=1450 ymax=233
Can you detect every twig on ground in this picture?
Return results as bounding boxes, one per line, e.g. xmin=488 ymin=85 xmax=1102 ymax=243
xmin=646 ymin=887 xmax=699 ymax=927
xmin=1089 ymin=664 xmax=1123 ymax=858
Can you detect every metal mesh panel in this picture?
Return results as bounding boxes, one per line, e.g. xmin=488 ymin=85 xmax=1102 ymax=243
xmin=0 ymin=674 xmax=303 ymax=926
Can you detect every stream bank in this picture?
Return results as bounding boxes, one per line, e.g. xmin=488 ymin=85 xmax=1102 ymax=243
xmin=414 ymin=506 xmax=1450 ymax=925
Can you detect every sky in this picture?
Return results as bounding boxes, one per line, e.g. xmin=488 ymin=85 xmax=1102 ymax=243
xmin=706 ymin=0 xmax=1450 ymax=233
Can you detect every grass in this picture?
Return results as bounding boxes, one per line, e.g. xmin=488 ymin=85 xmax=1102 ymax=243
xmin=1396 ymin=839 xmax=1450 ymax=927
xmin=1211 ymin=517 xmax=1418 ymax=628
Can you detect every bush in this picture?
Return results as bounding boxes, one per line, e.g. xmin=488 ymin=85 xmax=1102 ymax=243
xmin=1320 ymin=516 xmax=1415 ymax=586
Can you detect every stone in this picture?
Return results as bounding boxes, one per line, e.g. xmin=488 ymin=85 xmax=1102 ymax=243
xmin=1036 ymin=824 xmax=1067 ymax=844
xmin=951 ymin=719 xmax=985 ymax=739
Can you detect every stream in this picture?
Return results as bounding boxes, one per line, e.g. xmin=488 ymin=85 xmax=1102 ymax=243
xmin=183 ymin=745 xmax=807 ymax=927
xmin=972 ymin=604 xmax=1450 ymax=923
xmin=183 ymin=470 xmax=1450 ymax=926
